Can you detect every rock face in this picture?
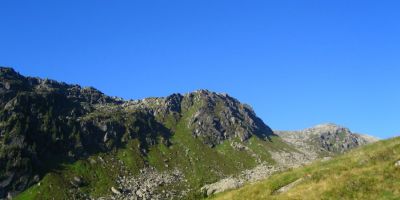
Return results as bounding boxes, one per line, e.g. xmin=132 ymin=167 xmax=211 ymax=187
xmin=182 ymin=90 xmax=274 ymax=146
xmin=303 ymin=123 xmax=377 ymax=153
xmin=272 ymin=123 xmax=379 ymax=170
xmin=276 ymin=123 xmax=378 ymax=155
xmin=124 ymin=89 xmax=274 ymax=147
xmin=201 ymin=164 xmax=281 ymax=196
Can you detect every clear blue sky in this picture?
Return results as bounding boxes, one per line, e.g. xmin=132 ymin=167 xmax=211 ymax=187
xmin=1 ymin=1 xmax=399 ymax=138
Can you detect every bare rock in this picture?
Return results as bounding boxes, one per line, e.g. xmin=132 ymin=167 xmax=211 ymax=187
xmin=111 ymin=187 xmax=121 ymax=195
xmin=274 ymin=178 xmax=305 ymax=194
xmin=201 ymin=164 xmax=280 ymax=196
xmin=70 ymin=176 xmax=84 ymax=188
xmin=201 ymin=177 xmax=242 ymax=196
xmin=231 ymin=142 xmax=249 ymax=151
xmin=395 ymin=160 xmax=400 ymax=168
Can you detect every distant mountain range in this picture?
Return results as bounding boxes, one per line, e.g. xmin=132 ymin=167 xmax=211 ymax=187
xmin=0 ymin=67 xmax=377 ymax=199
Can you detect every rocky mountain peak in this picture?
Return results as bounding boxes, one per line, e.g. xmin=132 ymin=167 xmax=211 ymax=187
xmin=123 ymin=89 xmax=273 ymax=147
xmin=304 ymin=123 xmax=351 ymax=135
xmin=181 ymin=89 xmax=273 ymax=146
xmin=308 ymin=123 xmax=379 ymax=144
xmin=276 ymin=123 xmax=378 ymax=154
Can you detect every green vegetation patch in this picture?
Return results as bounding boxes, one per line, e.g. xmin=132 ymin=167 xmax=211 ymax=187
xmin=212 ymin=137 xmax=400 ymax=200
xmin=15 ymin=142 xmax=147 ymax=200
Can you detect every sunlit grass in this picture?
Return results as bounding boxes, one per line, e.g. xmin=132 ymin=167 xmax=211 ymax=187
xmin=212 ymin=137 xmax=400 ymax=200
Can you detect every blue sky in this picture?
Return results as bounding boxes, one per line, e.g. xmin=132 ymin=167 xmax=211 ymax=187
xmin=0 ymin=1 xmax=399 ymax=138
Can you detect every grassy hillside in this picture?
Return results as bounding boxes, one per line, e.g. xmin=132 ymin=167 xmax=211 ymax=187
xmin=212 ymin=137 xmax=400 ymax=200
xmin=13 ymin=103 xmax=289 ymax=199
xmin=13 ymin=129 xmax=285 ymax=200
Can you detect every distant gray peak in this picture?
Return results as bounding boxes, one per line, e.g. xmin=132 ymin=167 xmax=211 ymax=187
xmin=304 ymin=123 xmax=350 ymax=134
xmin=313 ymin=123 xmax=344 ymax=129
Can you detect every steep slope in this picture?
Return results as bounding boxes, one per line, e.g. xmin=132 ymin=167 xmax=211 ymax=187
xmin=0 ymin=67 xmax=377 ymax=199
xmin=122 ymin=89 xmax=274 ymax=147
xmin=199 ymin=124 xmax=379 ymax=196
xmin=212 ymin=136 xmax=400 ymax=200
xmin=0 ymin=67 xmax=161 ymax=198
xmin=0 ymin=67 xmax=282 ymax=199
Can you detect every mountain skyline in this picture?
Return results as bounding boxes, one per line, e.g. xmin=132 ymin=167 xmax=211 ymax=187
xmin=5 ymin=66 xmax=397 ymax=139
xmin=1 ymin=1 xmax=399 ymax=138
xmin=1 ymin=1 xmax=399 ymax=199
xmin=0 ymin=67 xmax=378 ymax=199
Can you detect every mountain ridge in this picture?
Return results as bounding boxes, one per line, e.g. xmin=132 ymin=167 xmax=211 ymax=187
xmin=0 ymin=67 xmax=377 ymax=199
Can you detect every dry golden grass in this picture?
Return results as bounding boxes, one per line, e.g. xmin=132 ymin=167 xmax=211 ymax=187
xmin=212 ymin=137 xmax=400 ymax=200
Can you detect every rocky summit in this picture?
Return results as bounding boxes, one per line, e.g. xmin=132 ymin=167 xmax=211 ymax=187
xmin=0 ymin=67 xmax=377 ymax=200
xmin=123 ymin=89 xmax=274 ymax=147
xmin=276 ymin=123 xmax=378 ymax=156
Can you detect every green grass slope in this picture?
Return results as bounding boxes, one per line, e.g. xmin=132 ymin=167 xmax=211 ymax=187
xmin=14 ymin=103 xmax=291 ymax=200
xmin=212 ymin=137 xmax=400 ymax=200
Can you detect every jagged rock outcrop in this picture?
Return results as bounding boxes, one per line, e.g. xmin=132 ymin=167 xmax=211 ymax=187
xmin=122 ymin=89 xmax=274 ymax=147
xmin=275 ymin=123 xmax=379 ymax=157
xmin=183 ymin=90 xmax=273 ymax=146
